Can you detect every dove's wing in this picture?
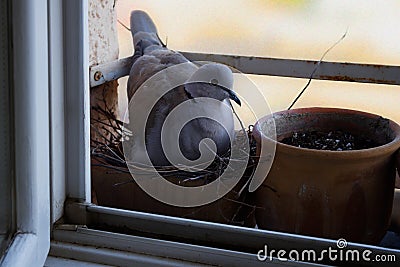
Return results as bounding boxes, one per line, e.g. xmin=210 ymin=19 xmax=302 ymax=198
xmin=127 ymin=50 xmax=190 ymax=100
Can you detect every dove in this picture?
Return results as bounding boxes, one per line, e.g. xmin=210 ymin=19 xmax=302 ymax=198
xmin=126 ymin=10 xmax=241 ymax=168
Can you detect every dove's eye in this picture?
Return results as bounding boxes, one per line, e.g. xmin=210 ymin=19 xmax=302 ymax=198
xmin=211 ymin=78 xmax=218 ymax=85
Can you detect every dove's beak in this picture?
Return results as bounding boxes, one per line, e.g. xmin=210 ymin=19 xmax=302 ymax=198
xmin=224 ymin=88 xmax=241 ymax=106
xmin=184 ymin=82 xmax=241 ymax=106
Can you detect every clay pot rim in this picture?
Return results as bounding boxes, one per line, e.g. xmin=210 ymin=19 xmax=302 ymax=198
xmin=254 ymin=107 xmax=400 ymax=159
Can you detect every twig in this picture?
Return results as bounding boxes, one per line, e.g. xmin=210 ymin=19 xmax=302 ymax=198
xmin=92 ymin=163 xmax=130 ymax=173
xmin=113 ymin=180 xmax=135 ymax=187
xmin=202 ymin=142 xmax=232 ymax=171
xmin=101 ymin=93 xmax=124 ymax=133
xmin=118 ymin=19 xmax=130 ymax=31
xmin=90 ymin=123 xmax=116 ymax=145
xmin=93 ymin=105 xmax=124 ymax=131
xmin=92 ymin=151 xmax=124 ymax=165
xmin=229 ymin=103 xmax=257 ymax=195
xmin=223 ymin=197 xmax=259 ymax=209
xmin=237 ymin=164 xmax=255 ymax=197
xmin=90 ymin=125 xmax=125 ymax=163
xmin=287 ymin=29 xmax=348 ymax=110
xmin=230 ymin=102 xmax=246 ymax=134
xmin=91 ymin=117 xmax=118 ymax=133
xmin=102 ymin=125 xmax=120 ymax=142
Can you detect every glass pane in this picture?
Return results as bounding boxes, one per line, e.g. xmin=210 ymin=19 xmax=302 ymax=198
xmin=115 ymin=0 xmax=400 ymax=122
xmin=116 ymin=0 xmax=400 ymax=64
xmin=90 ymin=0 xmax=399 ymax=243
xmin=0 ymin=0 xmax=14 ymax=257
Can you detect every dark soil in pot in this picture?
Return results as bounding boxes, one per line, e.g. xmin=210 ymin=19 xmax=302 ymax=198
xmin=281 ymin=130 xmax=380 ymax=151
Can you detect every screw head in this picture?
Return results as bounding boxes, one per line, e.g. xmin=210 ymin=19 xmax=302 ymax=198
xmin=94 ymin=71 xmax=103 ymax=81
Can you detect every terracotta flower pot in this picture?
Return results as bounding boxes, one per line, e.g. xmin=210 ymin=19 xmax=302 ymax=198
xmin=253 ymin=107 xmax=400 ymax=244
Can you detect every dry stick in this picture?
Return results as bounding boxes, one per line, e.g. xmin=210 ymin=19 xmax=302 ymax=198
xmin=113 ymin=180 xmax=135 ymax=187
xmin=230 ymin=102 xmax=247 ymax=135
xmin=91 ymin=125 xmax=125 ymax=163
xmin=92 ymin=163 xmax=130 ymax=174
xmin=229 ymin=102 xmax=255 ymax=197
xmin=124 ymin=160 xmax=216 ymax=174
xmin=93 ymin=149 xmax=124 ymax=165
xmin=91 ymin=109 xmax=121 ymax=143
xmin=92 ymin=152 xmax=124 ymax=165
xmin=237 ymin=165 xmax=256 ymax=197
xmin=101 ymin=95 xmax=124 ymax=133
xmin=224 ymin=197 xmax=259 ymax=209
xmin=91 ymin=118 xmax=115 ymax=133
xmin=202 ymin=142 xmax=233 ymax=171
xmin=117 ymin=19 xmax=130 ymax=31
xmin=103 ymin=115 xmax=120 ymax=139
xmin=94 ymin=105 xmax=124 ymax=130
xmin=287 ymin=29 xmax=348 ymax=110
xmin=101 ymin=125 xmax=120 ymax=142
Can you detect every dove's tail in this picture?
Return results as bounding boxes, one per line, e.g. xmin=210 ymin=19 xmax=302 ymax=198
xmin=130 ymin=10 xmax=163 ymax=54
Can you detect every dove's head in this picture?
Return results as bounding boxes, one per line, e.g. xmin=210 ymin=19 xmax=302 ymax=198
xmin=184 ymin=63 xmax=241 ymax=106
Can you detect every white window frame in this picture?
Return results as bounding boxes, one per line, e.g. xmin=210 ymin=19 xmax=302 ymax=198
xmin=48 ymin=0 xmax=91 ymax=222
xmin=3 ymin=0 xmax=90 ymax=265
xmin=63 ymin=0 xmax=91 ymax=204
xmin=1 ymin=0 xmax=50 ymax=266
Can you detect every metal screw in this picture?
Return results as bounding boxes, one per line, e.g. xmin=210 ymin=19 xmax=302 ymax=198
xmin=94 ymin=71 xmax=103 ymax=81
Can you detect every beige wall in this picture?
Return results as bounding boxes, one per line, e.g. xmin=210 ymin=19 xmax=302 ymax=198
xmin=89 ymin=0 xmax=119 ymax=66
xmin=89 ymin=0 xmax=120 ymax=144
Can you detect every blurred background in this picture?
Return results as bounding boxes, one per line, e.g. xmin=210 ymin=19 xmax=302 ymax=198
xmin=115 ymin=0 xmax=400 ymax=125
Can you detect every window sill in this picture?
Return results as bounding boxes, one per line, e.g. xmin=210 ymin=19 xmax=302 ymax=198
xmin=1 ymin=232 xmax=49 ymax=267
xmin=59 ymin=202 xmax=400 ymax=266
xmin=48 ymin=226 xmax=319 ymax=267
xmin=45 ymin=255 xmax=111 ymax=267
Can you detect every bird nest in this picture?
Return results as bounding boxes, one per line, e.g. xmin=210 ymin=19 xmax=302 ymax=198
xmin=90 ymin=106 xmax=259 ymax=227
